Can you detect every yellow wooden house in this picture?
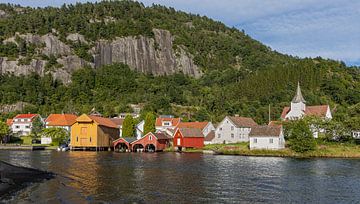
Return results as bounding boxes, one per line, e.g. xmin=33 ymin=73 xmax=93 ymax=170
xmin=70 ymin=114 xmax=119 ymax=150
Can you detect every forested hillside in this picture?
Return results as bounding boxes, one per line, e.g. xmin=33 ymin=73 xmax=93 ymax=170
xmin=0 ymin=1 xmax=359 ymax=129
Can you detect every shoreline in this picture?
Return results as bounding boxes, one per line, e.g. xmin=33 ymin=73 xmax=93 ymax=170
xmin=0 ymin=161 xmax=54 ymax=199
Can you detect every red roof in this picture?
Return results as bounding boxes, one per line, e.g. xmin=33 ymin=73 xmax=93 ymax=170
xmin=6 ymin=119 xmax=13 ymax=126
xmin=14 ymin=114 xmax=38 ymax=120
xmin=281 ymin=105 xmax=329 ymax=119
xmin=47 ymin=114 xmax=77 ymax=126
xmin=177 ymin=122 xmax=209 ymax=130
xmin=228 ymin=116 xmax=257 ymax=127
xmin=88 ymin=115 xmax=118 ymax=128
xmin=155 ymin=118 xmax=181 ymax=127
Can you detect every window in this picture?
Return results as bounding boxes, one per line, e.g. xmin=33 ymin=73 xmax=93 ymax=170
xmin=81 ymin=127 xmax=87 ymax=135
xmin=231 ymin=126 xmax=234 ymax=131
xmin=253 ymin=138 xmax=257 ymax=143
xmin=231 ymin=133 xmax=234 ymax=138
xmin=220 ymin=127 xmax=222 ymax=131
xmin=218 ymin=134 xmax=221 ymax=138
xmin=25 ymin=126 xmax=30 ymax=129
xmin=90 ymin=137 xmax=92 ymax=142
xmin=15 ymin=125 xmax=20 ymax=129
xmin=21 ymin=119 xmax=24 ymax=122
xmin=76 ymin=137 xmax=78 ymax=142
xmin=149 ymin=135 xmax=152 ymax=140
xmin=163 ymin=122 xmax=170 ymax=126
xmin=269 ymin=138 xmax=273 ymax=143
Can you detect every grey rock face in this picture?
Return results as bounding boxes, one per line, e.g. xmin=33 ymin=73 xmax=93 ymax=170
xmin=93 ymin=29 xmax=201 ymax=77
xmin=1 ymin=29 xmax=201 ymax=84
xmin=0 ymin=102 xmax=30 ymax=113
xmin=66 ymin=33 xmax=88 ymax=44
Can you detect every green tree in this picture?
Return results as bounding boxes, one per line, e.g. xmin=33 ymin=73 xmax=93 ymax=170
xmin=144 ymin=112 xmax=156 ymax=134
xmin=285 ymin=120 xmax=316 ymax=153
xmin=122 ymin=115 xmax=135 ymax=137
xmin=41 ymin=127 xmax=69 ymax=145
xmin=31 ymin=116 xmax=44 ymax=138
xmin=0 ymin=121 xmax=10 ymax=144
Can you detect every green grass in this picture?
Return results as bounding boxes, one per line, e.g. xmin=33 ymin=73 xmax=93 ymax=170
xmin=183 ymin=142 xmax=360 ymax=158
xmin=20 ymin=136 xmax=32 ymax=145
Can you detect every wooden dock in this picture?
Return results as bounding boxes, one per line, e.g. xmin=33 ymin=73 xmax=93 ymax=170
xmin=0 ymin=145 xmax=46 ymax=151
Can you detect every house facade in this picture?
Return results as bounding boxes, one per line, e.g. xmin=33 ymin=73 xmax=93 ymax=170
xmin=155 ymin=117 xmax=181 ymax=132
xmin=249 ymin=126 xmax=285 ymax=150
xmin=42 ymin=114 xmax=77 ymax=144
xmin=70 ymin=114 xmax=119 ymax=150
xmin=213 ymin=116 xmax=257 ymax=144
xmin=173 ymin=127 xmax=204 ymax=150
xmin=110 ymin=118 xmax=124 ymax=137
xmin=281 ymin=82 xmax=332 ymax=137
xmin=135 ymin=120 xmax=145 ymax=139
xmin=11 ymin=114 xmax=41 ymax=136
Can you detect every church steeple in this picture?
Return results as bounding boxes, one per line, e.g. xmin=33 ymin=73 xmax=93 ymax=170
xmin=292 ymin=82 xmax=306 ymax=103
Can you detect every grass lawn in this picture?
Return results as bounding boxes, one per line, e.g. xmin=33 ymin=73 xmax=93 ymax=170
xmin=182 ymin=141 xmax=360 ymax=158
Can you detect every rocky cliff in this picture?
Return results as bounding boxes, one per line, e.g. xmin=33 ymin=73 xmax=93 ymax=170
xmin=0 ymin=29 xmax=201 ymax=84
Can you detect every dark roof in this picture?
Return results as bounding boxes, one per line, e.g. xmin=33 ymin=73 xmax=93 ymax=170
xmin=122 ymin=137 xmax=138 ymax=143
xmin=154 ymin=132 xmax=170 ymax=140
xmin=228 ymin=116 xmax=257 ymax=127
xmin=179 ymin=128 xmax=204 ymax=138
xmin=110 ymin=118 xmax=124 ymax=126
xmin=292 ymin=82 xmax=306 ymax=103
xmin=204 ymin=130 xmax=215 ymax=141
xmin=249 ymin=126 xmax=282 ymax=137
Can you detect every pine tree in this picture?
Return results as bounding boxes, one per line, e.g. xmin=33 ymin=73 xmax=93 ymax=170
xmin=122 ymin=115 xmax=135 ymax=137
xmin=0 ymin=121 xmax=10 ymax=144
xmin=144 ymin=112 xmax=156 ymax=134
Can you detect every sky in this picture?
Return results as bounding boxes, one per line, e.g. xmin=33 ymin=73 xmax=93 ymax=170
xmin=1 ymin=0 xmax=359 ymax=66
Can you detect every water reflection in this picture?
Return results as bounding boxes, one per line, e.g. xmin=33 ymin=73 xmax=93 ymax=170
xmin=0 ymin=151 xmax=360 ymax=203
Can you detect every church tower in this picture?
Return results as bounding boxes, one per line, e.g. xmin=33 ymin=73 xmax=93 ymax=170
xmin=289 ymin=82 xmax=306 ymax=118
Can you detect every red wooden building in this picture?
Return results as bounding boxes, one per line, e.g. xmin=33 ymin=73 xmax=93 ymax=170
xmin=113 ymin=132 xmax=171 ymax=152
xmin=131 ymin=132 xmax=171 ymax=152
xmin=173 ymin=127 xmax=204 ymax=150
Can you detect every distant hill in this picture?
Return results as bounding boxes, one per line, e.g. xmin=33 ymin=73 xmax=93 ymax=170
xmin=0 ymin=1 xmax=359 ymax=126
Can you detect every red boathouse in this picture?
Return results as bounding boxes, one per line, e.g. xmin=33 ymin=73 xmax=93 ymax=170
xmin=131 ymin=132 xmax=171 ymax=152
xmin=173 ymin=127 xmax=204 ymax=150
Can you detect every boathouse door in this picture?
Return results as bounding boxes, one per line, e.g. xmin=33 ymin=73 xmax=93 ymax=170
xmin=177 ymin=138 xmax=181 ymax=146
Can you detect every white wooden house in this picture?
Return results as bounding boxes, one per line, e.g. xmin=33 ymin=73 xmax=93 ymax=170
xmin=213 ymin=116 xmax=257 ymax=144
xmin=249 ymin=126 xmax=285 ymax=150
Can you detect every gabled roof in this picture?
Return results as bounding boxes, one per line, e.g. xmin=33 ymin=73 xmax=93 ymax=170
xmin=46 ymin=114 xmax=77 ymax=126
xmin=178 ymin=127 xmax=204 ymax=138
xmin=228 ymin=116 xmax=257 ymax=128
xmin=113 ymin=137 xmax=137 ymax=144
xmin=76 ymin=114 xmax=117 ymax=128
xmin=154 ymin=132 xmax=170 ymax=140
xmin=177 ymin=122 xmax=209 ymax=130
xmin=204 ymin=130 xmax=215 ymax=141
xmin=6 ymin=119 xmax=13 ymax=126
xmin=249 ymin=126 xmax=282 ymax=137
xmin=292 ymin=82 xmax=306 ymax=103
xmin=155 ymin=117 xmax=181 ymax=127
xmin=281 ymin=105 xmax=329 ymax=119
xmin=110 ymin=118 xmax=124 ymax=127
xmin=14 ymin=114 xmax=39 ymax=120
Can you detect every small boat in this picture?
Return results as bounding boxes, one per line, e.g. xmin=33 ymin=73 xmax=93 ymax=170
xmin=57 ymin=144 xmax=70 ymax=152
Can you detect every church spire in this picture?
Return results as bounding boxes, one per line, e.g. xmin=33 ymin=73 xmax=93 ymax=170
xmin=292 ymin=82 xmax=306 ymax=103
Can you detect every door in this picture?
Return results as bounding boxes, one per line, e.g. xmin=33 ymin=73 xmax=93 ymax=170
xmin=177 ymin=138 xmax=181 ymax=146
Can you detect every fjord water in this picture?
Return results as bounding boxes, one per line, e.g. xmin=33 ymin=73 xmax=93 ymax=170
xmin=0 ymin=151 xmax=359 ymax=203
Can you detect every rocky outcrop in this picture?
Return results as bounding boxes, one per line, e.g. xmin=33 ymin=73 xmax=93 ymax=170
xmin=0 ymin=102 xmax=30 ymax=113
xmin=1 ymin=29 xmax=201 ymax=84
xmin=93 ymin=29 xmax=201 ymax=77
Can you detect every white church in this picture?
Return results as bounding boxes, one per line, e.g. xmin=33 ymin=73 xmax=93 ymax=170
xmin=280 ymin=82 xmax=332 ymax=137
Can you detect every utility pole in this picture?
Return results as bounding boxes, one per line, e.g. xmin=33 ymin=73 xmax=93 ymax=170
xmin=268 ymin=104 xmax=271 ymax=124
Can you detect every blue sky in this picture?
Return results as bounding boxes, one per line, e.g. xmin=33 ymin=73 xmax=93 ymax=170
xmin=2 ymin=0 xmax=359 ymax=66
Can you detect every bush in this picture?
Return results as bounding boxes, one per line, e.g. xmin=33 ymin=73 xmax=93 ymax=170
xmin=286 ymin=120 xmax=316 ymax=153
